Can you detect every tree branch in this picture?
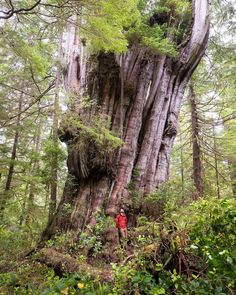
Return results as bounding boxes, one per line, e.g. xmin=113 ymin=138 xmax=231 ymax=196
xmin=0 ymin=0 xmax=41 ymax=19
xmin=1 ymin=82 xmax=55 ymax=127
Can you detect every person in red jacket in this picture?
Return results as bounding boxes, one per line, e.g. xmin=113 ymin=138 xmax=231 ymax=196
xmin=115 ymin=208 xmax=128 ymax=239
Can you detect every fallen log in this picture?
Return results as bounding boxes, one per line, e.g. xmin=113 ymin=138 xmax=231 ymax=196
xmin=36 ymin=248 xmax=113 ymax=282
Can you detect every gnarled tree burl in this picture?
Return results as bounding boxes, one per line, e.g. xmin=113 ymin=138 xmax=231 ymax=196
xmin=42 ymin=0 xmax=209 ymax=240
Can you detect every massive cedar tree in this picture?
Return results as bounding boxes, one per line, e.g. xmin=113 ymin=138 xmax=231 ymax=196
xmin=42 ymin=0 xmax=209 ymax=239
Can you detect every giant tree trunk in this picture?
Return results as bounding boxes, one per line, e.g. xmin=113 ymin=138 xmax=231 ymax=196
xmin=42 ymin=0 xmax=209 ymax=240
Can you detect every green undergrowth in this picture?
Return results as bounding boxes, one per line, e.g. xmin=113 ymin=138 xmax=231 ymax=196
xmin=0 ymin=197 xmax=236 ymax=294
xmin=0 ymin=261 xmax=112 ymax=295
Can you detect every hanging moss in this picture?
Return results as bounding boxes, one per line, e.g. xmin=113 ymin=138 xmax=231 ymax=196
xmin=59 ymin=110 xmax=123 ymax=179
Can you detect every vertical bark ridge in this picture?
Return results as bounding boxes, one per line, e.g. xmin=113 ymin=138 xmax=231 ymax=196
xmin=107 ymin=60 xmax=153 ymax=214
xmin=142 ymin=55 xmax=167 ymax=120
xmin=144 ymin=72 xmax=176 ymax=193
xmin=69 ymin=178 xmax=108 ymax=230
xmin=154 ymin=77 xmax=188 ymax=188
xmin=134 ymin=61 xmax=172 ymax=190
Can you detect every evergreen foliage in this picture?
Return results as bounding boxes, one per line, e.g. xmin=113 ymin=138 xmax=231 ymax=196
xmin=0 ymin=0 xmax=236 ymax=294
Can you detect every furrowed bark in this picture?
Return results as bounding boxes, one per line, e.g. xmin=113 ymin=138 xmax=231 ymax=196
xmin=42 ymin=0 xmax=210 ymax=240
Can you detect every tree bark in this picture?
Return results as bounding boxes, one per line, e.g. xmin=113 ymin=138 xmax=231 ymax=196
xmin=189 ymin=83 xmax=203 ymax=199
xmin=42 ymin=0 xmax=210 ymax=241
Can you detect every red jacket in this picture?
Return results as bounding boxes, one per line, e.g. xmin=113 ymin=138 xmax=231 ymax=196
xmin=115 ymin=214 xmax=127 ymax=229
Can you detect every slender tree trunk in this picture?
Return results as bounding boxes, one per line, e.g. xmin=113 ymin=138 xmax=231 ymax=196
xmin=179 ymin=132 xmax=185 ymax=202
xmin=229 ymin=160 xmax=236 ymax=198
xmin=48 ymin=60 xmax=61 ymax=223
xmin=24 ymin=122 xmax=42 ymax=225
xmin=42 ymin=0 xmax=210 ymax=241
xmin=46 ymin=34 xmax=63 ymax=226
xmin=0 ymin=92 xmax=23 ymax=218
xmin=18 ymin=98 xmax=42 ymax=226
xmin=213 ymin=125 xmax=220 ymax=199
xmin=189 ymin=83 xmax=203 ymax=199
xmin=19 ymin=183 xmax=29 ymax=226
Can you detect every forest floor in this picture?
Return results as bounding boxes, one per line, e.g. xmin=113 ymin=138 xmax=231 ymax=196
xmin=1 ymin=197 xmax=236 ymax=294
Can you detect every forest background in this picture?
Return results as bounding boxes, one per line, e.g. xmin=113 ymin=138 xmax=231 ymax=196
xmin=0 ymin=0 xmax=236 ymax=294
